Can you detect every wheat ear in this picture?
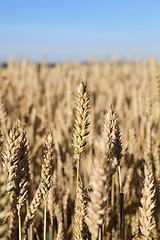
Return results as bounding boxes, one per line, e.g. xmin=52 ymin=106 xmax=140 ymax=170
xmin=154 ymin=71 xmax=160 ymax=102
xmin=3 ymin=121 xmax=21 ymax=193
xmin=0 ymin=132 xmax=8 ymax=239
xmin=41 ymin=133 xmax=54 ymax=240
xmin=86 ymin=139 xmax=110 ymax=240
xmin=55 ymin=203 xmax=65 ymax=240
xmin=139 ymin=161 xmax=156 ymax=238
xmin=0 ymin=95 xmax=8 ymax=133
xmin=3 ymin=120 xmax=30 ymax=240
xmin=8 ymin=207 xmax=19 ymax=240
xmin=23 ymin=185 xmax=42 ymax=237
xmin=56 ymin=221 xmax=65 ymax=240
xmin=103 ymin=105 xmax=122 ymax=175
xmin=103 ymin=105 xmax=123 ymax=239
xmin=48 ymin=171 xmax=57 ymax=227
xmin=41 ymin=133 xmax=54 ymax=200
xmin=2 ymin=123 xmax=20 ymax=240
xmin=73 ymin=81 xmax=90 ymax=183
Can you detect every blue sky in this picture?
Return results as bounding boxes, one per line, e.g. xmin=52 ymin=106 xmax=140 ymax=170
xmin=0 ymin=1 xmax=160 ymax=62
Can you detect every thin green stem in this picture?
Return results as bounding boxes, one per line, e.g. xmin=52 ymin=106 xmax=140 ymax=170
xmin=44 ymin=201 xmax=47 ymax=240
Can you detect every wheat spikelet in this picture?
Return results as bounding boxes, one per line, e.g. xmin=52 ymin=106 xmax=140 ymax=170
xmin=74 ymin=178 xmax=88 ymax=240
xmin=24 ymin=185 xmax=42 ymax=236
xmin=139 ymin=161 xmax=156 ymax=238
xmin=40 ymin=133 xmax=54 ymax=201
xmin=73 ymin=81 xmax=90 ymax=155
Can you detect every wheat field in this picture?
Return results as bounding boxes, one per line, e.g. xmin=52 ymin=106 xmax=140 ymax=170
xmin=0 ymin=58 xmax=160 ymax=240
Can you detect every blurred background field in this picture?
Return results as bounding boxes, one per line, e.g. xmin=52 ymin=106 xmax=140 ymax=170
xmin=0 ymin=59 xmax=160 ymax=239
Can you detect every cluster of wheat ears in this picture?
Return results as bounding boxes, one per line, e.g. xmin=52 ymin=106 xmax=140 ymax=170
xmin=0 ymin=58 xmax=160 ymax=240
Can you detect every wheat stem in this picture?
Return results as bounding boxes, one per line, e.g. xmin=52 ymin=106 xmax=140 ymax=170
xmin=44 ymin=201 xmax=47 ymax=240
xmin=118 ymin=165 xmax=122 ymax=194
xmin=18 ymin=210 xmax=22 ymax=240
